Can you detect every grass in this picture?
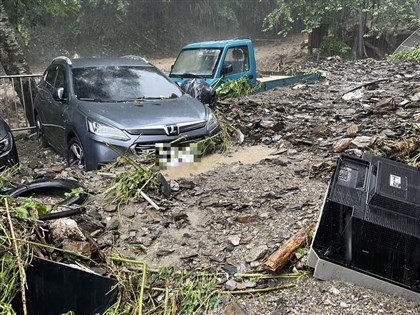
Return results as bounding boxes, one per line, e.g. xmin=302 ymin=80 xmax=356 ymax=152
xmin=102 ymin=255 xmax=305 ymax=315
xmin=388 ymin=46 xmax=420 ymax=62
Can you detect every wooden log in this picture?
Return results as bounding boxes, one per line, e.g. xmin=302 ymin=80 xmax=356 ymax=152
xmin=264 ymin=220 xmax=316 ymax=272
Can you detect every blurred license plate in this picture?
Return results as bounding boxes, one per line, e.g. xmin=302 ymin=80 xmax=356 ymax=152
xmin=155 ymin=143 xmax=200 ymax=169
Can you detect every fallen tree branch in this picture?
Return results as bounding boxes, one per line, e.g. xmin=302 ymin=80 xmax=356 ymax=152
xmin=264 ymin=220 xmax=316 ymax=272
xmin=333 ymin=78 xmax=389 ymax=103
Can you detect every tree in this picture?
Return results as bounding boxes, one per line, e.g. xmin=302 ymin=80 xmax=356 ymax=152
xmin=0 ymin=0 xmax=79 ymax=126
xmin=0 ymin=0 xmax=34 ymax=125
xmin=264 ymin=0 xmax=420 ymax=58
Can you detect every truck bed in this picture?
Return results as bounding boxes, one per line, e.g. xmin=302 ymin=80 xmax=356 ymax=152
xmin=256 ymin=72 xmax=321 ymax=91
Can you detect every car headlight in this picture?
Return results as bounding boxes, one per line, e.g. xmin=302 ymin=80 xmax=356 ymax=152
xmin=207 ymin=110 xmax=218 ymax=132
xmin=87 ymin=119 xmax=129 ymax=141
xmin=0 ymin=133 xmax=12 ymax=154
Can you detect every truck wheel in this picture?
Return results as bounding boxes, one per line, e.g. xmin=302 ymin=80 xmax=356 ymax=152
xmin=67 ymin=137 xmax=86 ymax=169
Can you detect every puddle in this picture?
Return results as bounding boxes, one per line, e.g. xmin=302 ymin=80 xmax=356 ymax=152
xmin=162 ymin=145 xmax=276 ymax=180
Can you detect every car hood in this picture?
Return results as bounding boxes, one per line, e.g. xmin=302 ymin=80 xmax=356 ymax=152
xmin=77 ymin=95 xmax=208 ymax=129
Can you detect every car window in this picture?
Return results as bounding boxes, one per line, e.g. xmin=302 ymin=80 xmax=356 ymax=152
xmin=224 ymin=46 xmax=249 ymax=74
xmin=72 ymin=66 xmax=182 ymax=101
xmin=55 ymin=65 xmax=67 ymax=89
xmin=44 ymin=67 xmax=58 ymax=93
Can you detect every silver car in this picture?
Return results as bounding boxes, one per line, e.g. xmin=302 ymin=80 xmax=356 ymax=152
xmin=34 ymin=56 xmax=219 ymax=171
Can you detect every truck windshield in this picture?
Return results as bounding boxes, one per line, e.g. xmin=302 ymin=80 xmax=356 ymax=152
xmin=73 ymin=66 xmax=182 ymax=101
xmin=170 ymin=48 xmax=221 ymax=78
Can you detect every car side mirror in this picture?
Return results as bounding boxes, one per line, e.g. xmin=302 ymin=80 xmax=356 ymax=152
xmin=53 ymin=87 xmax=65 ymax=101
xmin=221 ymin=63 xmax=233 ymax=75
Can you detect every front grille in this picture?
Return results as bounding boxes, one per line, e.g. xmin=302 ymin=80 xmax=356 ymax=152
xmin=179 ymin=121 xmax=206 ymax=133
xmin=126 ymin=121 xmax=206 ymax=136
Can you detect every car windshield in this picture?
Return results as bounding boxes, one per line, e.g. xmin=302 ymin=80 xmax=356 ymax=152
xmin=73 ymin=66 xmax=182 ymax=101
xmin=170 ymin=48 xmax=221 ymax=77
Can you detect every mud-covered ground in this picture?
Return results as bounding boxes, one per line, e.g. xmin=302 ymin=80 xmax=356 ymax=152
xmin=11 ymin=55 xmax=420 ymax=314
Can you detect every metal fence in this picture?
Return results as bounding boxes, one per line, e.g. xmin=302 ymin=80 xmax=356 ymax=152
xmin=0 ymin=74 xmax=42 ymax=132
xmin=393 ymin=27 xmax=420 ymax=54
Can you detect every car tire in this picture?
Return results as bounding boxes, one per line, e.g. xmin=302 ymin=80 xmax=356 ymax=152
xmin=35 ymin=115 xmax=48 ymax=148
xmin=5 ymin=179 xmax=87 ymax=206
xmin=67 ymin=137 xmax=86 ymax=169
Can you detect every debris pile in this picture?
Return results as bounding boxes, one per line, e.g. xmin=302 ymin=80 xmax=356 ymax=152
xmin=2 ymin=57 xmax=419 ymax=314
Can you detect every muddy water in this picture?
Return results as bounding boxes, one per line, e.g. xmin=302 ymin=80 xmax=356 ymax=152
xmin=162 ymin=145 xmax=276 ymax=180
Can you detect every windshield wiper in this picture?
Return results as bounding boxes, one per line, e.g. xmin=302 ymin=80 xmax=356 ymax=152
xmin=79 ymin=97 xmax=132 ymax=103
xmin=135 ymin=94 xmax=178 ymax=101
xmin=170 ymin=73 xmax=205 ymax=78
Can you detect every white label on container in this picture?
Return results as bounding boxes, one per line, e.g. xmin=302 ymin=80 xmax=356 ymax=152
xmin=338 ymin=167 xmax=352 ymax=181
xmin=389 ymin=174 xmax=401 ymax=189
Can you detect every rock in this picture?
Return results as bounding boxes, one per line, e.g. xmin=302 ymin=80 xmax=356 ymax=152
xmin=103 ymin=204 xmax=118 ymax=212
xmin=351 ymin=136 xmax=374 ymax=148
xmin=330 ymin=287 xmax=340 ymax=295
xmin=170 ymin=180 xmax=180 ymax=191
xmin=260 ymin=120 xmax=284 ymax=132
xmin=76 ymin=215 xmax=105 ymax=233
xmin=342 ymin=89 xmax=363 ymax=101
xmin=107 ymin=219 xmax=120 ymax=231
xmin=332 ymin=138 xmax=352 ymax=153
xmin=224 ymin=279 xmax=237 ymax=291
xmin=245 ymin=245 xmax=268 ymax=262
xmin=61 ymin=239 xmax=98 ymax=257
xmin=51 ymin=165 xmax=64 ymax=172
xmin=49 ymin=218 xmax=86 ymax=241
xmin=122 ymin=203 xmax=137 ymax=218
xmin=243 ymin=280 xmax=256 ymax=288
xmin=340 ymin=301 xmax=350 ymax=308
xmin=346 ymin=124 xmax=359 ymax=136
xmin=227 ymin=235 xmax=241 ymax=246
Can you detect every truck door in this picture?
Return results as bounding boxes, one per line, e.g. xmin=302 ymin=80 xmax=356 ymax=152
xmin=222 ymin=45 xmax=253 ymax=84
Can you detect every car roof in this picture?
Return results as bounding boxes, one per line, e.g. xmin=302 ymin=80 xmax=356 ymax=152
xmin=52 ymin=56 xmax=152 ymax=68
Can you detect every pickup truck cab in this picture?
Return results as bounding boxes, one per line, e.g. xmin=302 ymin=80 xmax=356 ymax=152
xmin=169 ymin=39 xmax=257 ymax=87
xmin=169 ymin=39 xmax=321 ymax=92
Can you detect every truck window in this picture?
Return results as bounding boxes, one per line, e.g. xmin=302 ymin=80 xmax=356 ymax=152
xmin=224 ymin=46 xmax=249 ymax=74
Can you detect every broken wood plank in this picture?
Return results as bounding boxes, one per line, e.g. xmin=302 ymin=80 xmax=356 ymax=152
xmin=264 ymin=220 xmax=316 ymax=272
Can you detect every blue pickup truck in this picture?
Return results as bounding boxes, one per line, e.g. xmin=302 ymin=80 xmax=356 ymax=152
xmin=169 ymin=39 xmax=320 ymax=91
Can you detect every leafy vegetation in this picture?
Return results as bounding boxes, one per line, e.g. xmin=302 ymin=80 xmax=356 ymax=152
xmin=319 ymin=36 xmax=352 ymax=59
xmin=213 ymin=76 xmax=253 ymax=100
xmin=388 ymin=47 xmax=420 ymax=62
xmin=263 ymin=0 xmax=420 ymax=57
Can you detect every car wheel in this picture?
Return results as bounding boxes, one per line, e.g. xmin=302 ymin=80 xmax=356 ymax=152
xmin=35 ymin=115 xmax=48 ymax=148
xmin=67 ymin=137 xmax=85 ymax=168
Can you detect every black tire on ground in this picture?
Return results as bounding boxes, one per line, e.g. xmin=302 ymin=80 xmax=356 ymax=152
xmin=35 ymin=115 xmax=48 ymax=148
xmin=67 ymin=137 xmax=85 ymax=169
xmin=5 ymin=178 xmax=87 ymax=206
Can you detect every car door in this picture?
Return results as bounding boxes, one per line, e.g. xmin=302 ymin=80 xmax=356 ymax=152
xmin=48 ymin=64 xmax=69 ymax=154
xmin=38 ymin=64 xmax=68 ymax=153
xmin=222 ymin=45 xmax=251 ymax=82
xmin=37 ymin=66 xmax=58 ymax=146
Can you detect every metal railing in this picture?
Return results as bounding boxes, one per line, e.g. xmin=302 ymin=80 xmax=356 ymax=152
xmin=0 ymin=73 xmax=43 ymax=131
